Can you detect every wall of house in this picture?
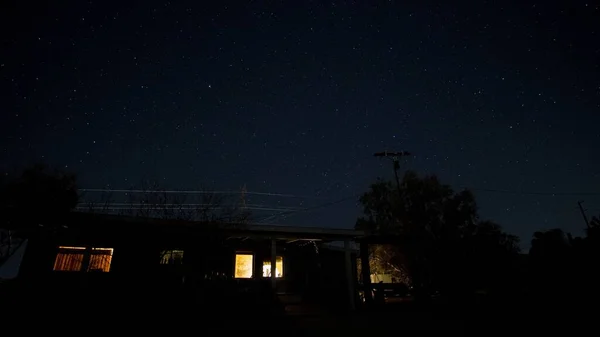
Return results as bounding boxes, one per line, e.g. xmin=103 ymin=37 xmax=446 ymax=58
xmin=318 ymin=247 xmax=358 ymax=310
xmin=16 ymin=221 xmax=359 ymax=311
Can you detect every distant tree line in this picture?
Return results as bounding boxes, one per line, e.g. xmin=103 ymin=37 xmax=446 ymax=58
xmin=356 ymin=170 xmax=600 ymax=308
xmin=356 ymin=171 xmax=521 ymax=301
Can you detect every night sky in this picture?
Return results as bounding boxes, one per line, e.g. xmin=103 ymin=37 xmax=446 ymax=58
xmin=2 ymin=1 xmax=599 ymax=247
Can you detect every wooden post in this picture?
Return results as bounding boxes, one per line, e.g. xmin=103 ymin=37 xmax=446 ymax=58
xmin=271 ymin=238 xmax=277 ymax=289
xmin=344 ymin=239 xmax=356 ymax=310
xmin=81 ymin=246 xmax=92 ymax=272
xmin=253 ymin=250 xmax=262 ymax=279
xmin=360 ymin=240 xmax=372 ymax=303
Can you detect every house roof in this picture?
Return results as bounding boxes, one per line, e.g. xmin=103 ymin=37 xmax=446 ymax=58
xmin=229 ymin=224 xmax=364 ymax=241
xmin=63 ymin=212 xmax=365 ymax=241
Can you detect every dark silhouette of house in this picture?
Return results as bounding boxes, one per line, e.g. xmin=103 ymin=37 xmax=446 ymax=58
xmin=11 ymin=212 xmax=365 ymax=315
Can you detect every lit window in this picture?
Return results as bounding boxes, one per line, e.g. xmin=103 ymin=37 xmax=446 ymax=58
xmin=262 ymin=256 xmax=284 ymax=278
xmin=88 ymin=248 xmax=113 ymax=272
xmin=53 ymin=246 xmax=84 ymax=271
xmin=234 ymin=254 xmax=253 ymax=278
xmin=53 ymin=246 xmax=113 ymax=272
xmin=160 ymin=250 xmax=184 ymax=265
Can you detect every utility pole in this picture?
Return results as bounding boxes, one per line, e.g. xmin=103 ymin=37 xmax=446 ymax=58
xmin=369 ymin=151 xmax=411 ymax=302
xmin=578 ymin=200 xmax=590 ymax=229
xmin=373 ymin=151 xmax=411 ymax=198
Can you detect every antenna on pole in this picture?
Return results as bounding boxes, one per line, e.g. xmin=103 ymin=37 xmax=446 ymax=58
xmin=373 ymin=151 xmax=412 ymax=197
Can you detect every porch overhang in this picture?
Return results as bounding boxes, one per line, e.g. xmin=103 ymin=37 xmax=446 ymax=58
xmin=225 ymin=224 xmax=365 ymax=242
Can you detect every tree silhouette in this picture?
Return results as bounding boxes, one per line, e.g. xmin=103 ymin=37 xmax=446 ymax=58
xmin=587 ymin=214 xmax=600 ymax=239
xmin=0 ymin=164 xmax=78 ymax=230
xmin=356 ymin=171 xmax=519 ymax=298
xmin=0 ymin=164 xmax=78 ymax=266
xmin=526 ymin=217 xmax=600 ymax=309
xmin=530 ymin=229 xmax=570 ymax=258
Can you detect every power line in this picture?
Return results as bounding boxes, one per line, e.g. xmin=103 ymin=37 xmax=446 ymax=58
xmin=256 ymin=194 xmax=360 ymax=224
xmin=80 ymin=185 xmax=600 ymax=205
xmin=76 ymin=206 xmax=301 ymax=212
xmin=76 ymin=195 xmax=359 ymax=217
xmin=80 ymin=187 xmax=600 ymax=197
xmin=78 ymin=188 xmax=330 ymax=199
xmin=467 ymin=188 xmax=600 ymax=197
xmin=76 ymin=202 xmax=305 ymax=210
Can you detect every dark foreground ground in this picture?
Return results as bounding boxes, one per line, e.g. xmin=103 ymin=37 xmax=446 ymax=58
xmin=1 ymin=299 xmax=594 ymax=336
xmin=2 ymin=279 xmax=595 ymax=336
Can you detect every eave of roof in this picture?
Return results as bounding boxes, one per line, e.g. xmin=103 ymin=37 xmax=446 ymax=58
xmin=67 ymin=212 xmax=365 ymax=240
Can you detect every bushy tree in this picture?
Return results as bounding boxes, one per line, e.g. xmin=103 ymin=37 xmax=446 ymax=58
xmin=356 ymin=171 xmax=520 ymax=297
xmin=528 ymin=219 xmax=600 ymax=307
xmin=0 ymin=164 xmax=78 ymax=230
xmin=0 ymin=164 xmax=78 ymax=266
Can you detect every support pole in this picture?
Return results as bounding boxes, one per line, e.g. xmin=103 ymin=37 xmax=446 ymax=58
xmin=578 ymin=200 xmax=591 ymax=229
xmin=271 ymin=238 xmax=277 ymax=289
xmin=344 ymin=239 xmax=356 ymax=310
xmin=374 ymin=150 xmax=411 ymax=200
xmin=360 ymin=240 xmax=372 ymax=304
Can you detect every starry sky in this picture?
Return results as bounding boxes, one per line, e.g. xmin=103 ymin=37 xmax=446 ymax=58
xmin=2 ymin=0 xmax=599 ymax=247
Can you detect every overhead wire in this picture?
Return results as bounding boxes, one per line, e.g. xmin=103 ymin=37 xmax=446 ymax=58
xmin=78 ymin=188 xmax=331 ymax=199
xmin=76 ymin=202 xmax=305 ymax=210
xmin=76 ymin=206 xmax=301 ymax=212
xmin=78 ymin=186 xmax=600 ymax=225
xmin=255 ymin=194 xmax=361 ymax=224
xmin=466 ymin=188 xmax=600 ymax=196
xmin=77 ymin=188 xmax=343 ymax=219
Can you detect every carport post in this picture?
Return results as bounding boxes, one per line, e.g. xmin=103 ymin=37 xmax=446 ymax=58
xmin=360 ymin=239 xmax=373 ymax=303
xmin=344 ymin=239 xmax=356 ymax=310
xmin=271 ymin=238 xmax=277 ymax=289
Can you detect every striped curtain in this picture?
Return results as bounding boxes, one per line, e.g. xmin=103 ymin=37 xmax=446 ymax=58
xmin=88 ymin=248 xmax=113 ymax=272
xmin=52 ymin=247 xmax=113 ymax=272
xmin=53 ymin=248 xmax=85 ymax=271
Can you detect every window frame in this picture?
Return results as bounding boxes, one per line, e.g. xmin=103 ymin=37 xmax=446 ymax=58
xmin=233 ymin=252 xmax=254 ymax=279
xmin=262 ymin=256 xmax=284 ymax=279
xmin=159 ymin=249 xmax=185 ymax=265
xmin=53 ymin=246 xmax=114 ymax=273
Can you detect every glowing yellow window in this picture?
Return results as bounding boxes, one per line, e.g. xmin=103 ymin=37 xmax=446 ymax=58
xmin=160 ymin=250 xmax=184 ymax=265
xmin=53 ymin=246 xmax=113 ymax=272
xmin=263 ymin=256 xmax=284 ymax=278
xmin=234 ymin=253 xmax=253 ymax=278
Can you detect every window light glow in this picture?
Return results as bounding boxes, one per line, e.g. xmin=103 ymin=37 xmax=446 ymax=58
xmin=53 ymin=251 xmax=84 ymax=271
xmin=234 ymin=254 xmax=253 ymax=278
xmin=262 ymin=256 xmax=284 ymax=278
xmin=53 ymin=246 xmax=113 ymax=272
xmin=160 ymin=250 xmax=184 ymax=264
